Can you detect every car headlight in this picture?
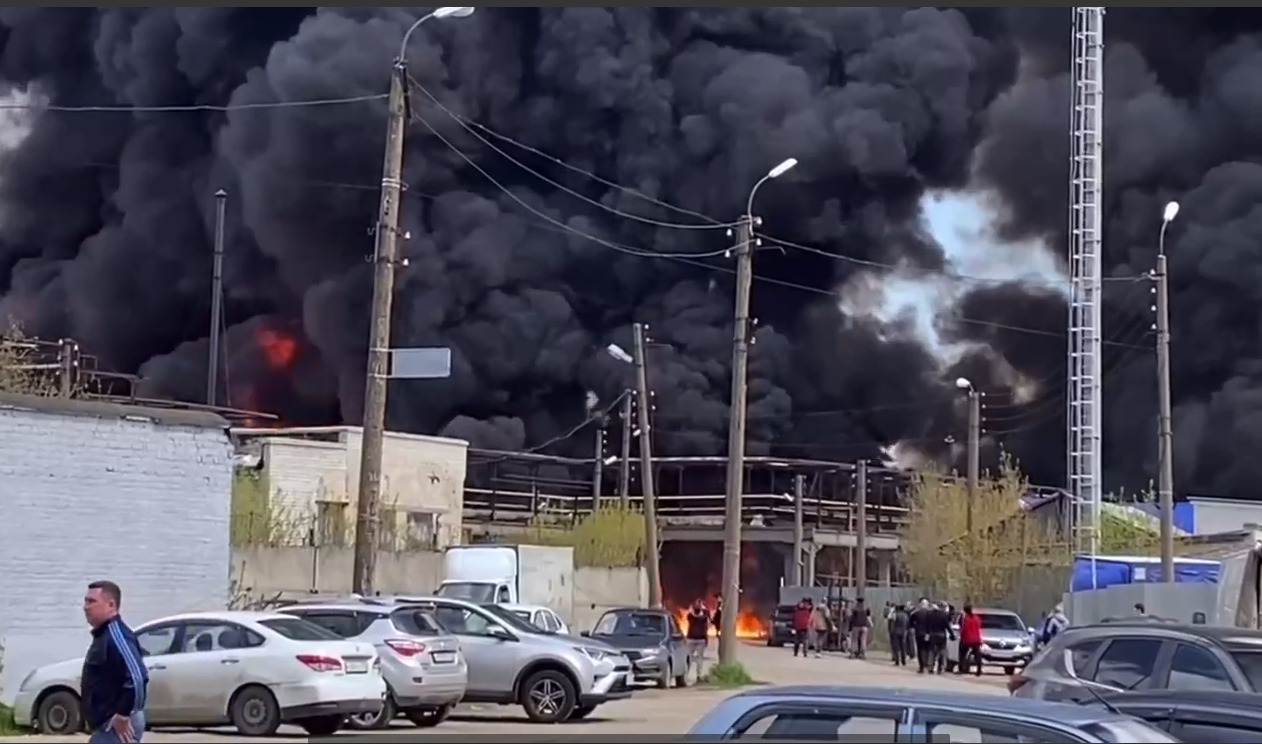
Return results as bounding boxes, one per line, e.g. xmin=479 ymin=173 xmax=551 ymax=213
xmin=575 ymin=646 xmax=613 ymax=662
xmin=19 ymin=669 xmax=38 ymax=691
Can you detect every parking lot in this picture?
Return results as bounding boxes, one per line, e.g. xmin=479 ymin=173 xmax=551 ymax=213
xmin=0 ymin=643 xmax=1002 ymax=741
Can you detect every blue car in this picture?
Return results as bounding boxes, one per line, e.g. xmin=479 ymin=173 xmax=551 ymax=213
xmin=686 ymin=685 xmax=1177 ymax=742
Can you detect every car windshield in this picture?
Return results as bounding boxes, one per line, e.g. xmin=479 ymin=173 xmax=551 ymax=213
xmin=481 ymin=604 xmax=547 ymax=634
xmin=436 ymin=582 xmax=496 ymax=603
xmin=979 ymin=612 xmax=1026 ymax=631
xmin=389 ymin=608 xmax=444 ymax=636
xmin=258 ymin=617 xmax=342 ymax=641
xmin=1083 ymin=719 xmax=1180 ymax=743
xmin=1229 ymin=649 xmax=1262 ymax=690
xmin=593 ymin=611 xmax=666 ymax=636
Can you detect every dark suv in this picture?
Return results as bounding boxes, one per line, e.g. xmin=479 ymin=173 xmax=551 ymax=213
xmin=1011 ymin=622 xmax=1262 ymax=700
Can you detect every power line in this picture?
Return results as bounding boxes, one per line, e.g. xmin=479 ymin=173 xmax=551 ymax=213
xmin=0 ymin=93 xmax=389 ymax=113
xmin=407 ymin=76 xmax=737 ymax=231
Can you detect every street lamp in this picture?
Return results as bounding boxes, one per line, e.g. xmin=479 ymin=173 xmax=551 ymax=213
xmin=606 ymin=343 xmax=633 ymax=365
xmin=1159 ymin=201 xmax=1179 ymax=257
xmin=746 ymin=157 xmax=798 ymax=219
xmin=351 ymin=5 xmax=477 ymax=597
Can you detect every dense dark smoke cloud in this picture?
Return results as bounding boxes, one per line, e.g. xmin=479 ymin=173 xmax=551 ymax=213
xmin=0 ymin=8 xmax=1256 ymax=498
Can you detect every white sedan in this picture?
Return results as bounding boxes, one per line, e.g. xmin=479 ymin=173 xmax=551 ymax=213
xmin=11 ymin=610 xmax=385 ymax=737
xmin=502 ymin=603 xmax=570 ymax=635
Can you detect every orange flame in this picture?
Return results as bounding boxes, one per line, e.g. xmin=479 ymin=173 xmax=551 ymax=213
xmin=256 ymin=328 xmax=297 ymax=370
xmin=672 ymin=608 xmax=768 ymax=639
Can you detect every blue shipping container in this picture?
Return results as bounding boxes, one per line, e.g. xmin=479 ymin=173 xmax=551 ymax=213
xmin=1071 ymin=554 xmax=1221 ymax=592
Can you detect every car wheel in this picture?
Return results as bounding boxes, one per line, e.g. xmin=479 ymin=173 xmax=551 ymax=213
xmin=674 ymin=658 xmax=691 ymax=688
xmin=37 ymin=690 xmax=82 ymax=736
xmin=299 ymin=714 xmax=345 ymax=736
xmin=945 ymin=660 xmax=957 ymax=673
xmin=347 ymin=691 xmax=396 ymax=730
xmin=403 ymin=704 xmax=452 ymax=728
xmin=229 ymin=684 xmax=282 ymax=737
xmin=520 ymin=669 xmax=578 ymax=723
xmin=656 ymin=662 xmax=672 ymax=690
xmin=569 ymin=704 xmax=598 ymax=721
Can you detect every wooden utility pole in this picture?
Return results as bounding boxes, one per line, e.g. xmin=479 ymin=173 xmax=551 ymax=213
xmin=791 ymin=474 xmax=805 ymax=585
xmin=855 ymin=460 xmax=868 ymax=594
xmin=618 ymin=393 xmax=633 ymax=507
xmin=632 ymin=324 xmax=661 ymax=607
xmin=1156 ymin=252 xmax=1175 ymax=580
xmin=352 ymin=63 xmax=407 ymax=597
xmin=719 ymin=214 xmax=755 ymax=665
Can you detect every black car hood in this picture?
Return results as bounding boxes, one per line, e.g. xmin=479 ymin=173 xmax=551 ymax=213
xmin=589 ymin=634 xmax=665 ymax=650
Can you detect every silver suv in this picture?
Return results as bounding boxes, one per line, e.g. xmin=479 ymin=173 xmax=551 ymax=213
xmin=384 ymin=595 xmax=632 ymax=723
xmin=278 ymin=602 xmax=467 ymax=730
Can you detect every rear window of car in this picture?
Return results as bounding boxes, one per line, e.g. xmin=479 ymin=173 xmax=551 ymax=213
xmin=390 ymin=609 xmax=444 ymax=636
xmin=258 ymin=617 xmax=342 ymax=641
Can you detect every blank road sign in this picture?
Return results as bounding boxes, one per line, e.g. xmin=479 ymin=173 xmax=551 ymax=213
xmin=388 ymin=347 xmax=452 ymax=379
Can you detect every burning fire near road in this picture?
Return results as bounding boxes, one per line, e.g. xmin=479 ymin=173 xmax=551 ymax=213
xmin=661 ymin=541 xmax=778 ymax=640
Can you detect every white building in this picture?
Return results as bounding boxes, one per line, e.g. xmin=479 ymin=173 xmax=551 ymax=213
xmin=0 ymin=394 xmax=233 ymax=705
xmin=232 ymin=426 xmax=468 ymax=550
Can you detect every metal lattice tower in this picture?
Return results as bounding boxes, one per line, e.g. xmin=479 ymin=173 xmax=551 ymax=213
xmin=1068 ymin=7 xmax=1105 ymax=557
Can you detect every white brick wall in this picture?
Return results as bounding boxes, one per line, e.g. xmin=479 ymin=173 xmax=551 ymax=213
xmin=0 ymin=398 xmax=233 ymax=705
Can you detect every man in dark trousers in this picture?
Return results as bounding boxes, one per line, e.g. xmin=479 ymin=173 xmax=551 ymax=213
xmin=791 ymin=598 xmax=813 ymax=657
xmin=684 ymin=599 xmax=712 ymax=677
xmin=926 ymin=601 xmax=952 ymax=674
xmin=957 ymin=604 xmax=984 ymax=676
xmin=909 ymin=597 xmax=932 ymax=673
xmin=82 ymin=580 xmax=148 ymax=743
xmin=889 ymin=603 xmax=911 ymax=666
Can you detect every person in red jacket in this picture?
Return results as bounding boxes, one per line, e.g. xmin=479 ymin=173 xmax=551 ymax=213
xmin=791 ymin=599 xmax=813 ymax=657
xmin=958 ymin=604 xmax=984 ymax=676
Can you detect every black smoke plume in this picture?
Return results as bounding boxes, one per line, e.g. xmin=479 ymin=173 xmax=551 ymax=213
xmin=0 ymin=8 xmax=1254 ymax=498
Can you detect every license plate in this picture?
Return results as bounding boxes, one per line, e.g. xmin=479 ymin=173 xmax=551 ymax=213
xmin=431 ymin=650 xmax=456 ymax=664
xmin=345 ymin=659 xmax=368 ymax=673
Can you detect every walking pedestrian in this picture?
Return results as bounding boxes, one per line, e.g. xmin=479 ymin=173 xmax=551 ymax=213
xmin=81 ymin=580 xmax=148 ymax=743
xmin=791 ymin=598 xmax=812 ymax=657
xmin=890 ymin=603 xmax=911 ymax=666
xmin=927 ymin=601 xmax=951 ymax=674
xmin=848 ymin=597 xmax=871 ymax=659
xmin=684 ymin=599 xmax=711 ymax=677
xmin=910 ymin=597 xmax=932 ymax=673
xmin=957 ymin=604 xmax=983 ymax=677
xmin=809 ymin=601 xmax=829 ymax=658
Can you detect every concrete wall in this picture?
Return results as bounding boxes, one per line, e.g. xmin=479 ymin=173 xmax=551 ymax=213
xmin=0 ymin=395 xmax=233 ymax=705
xmin=1190 ymin=498 xmax=1262 ymax=535
xmin=231 ymin=546 xmax=647 ymax=629
xmin=1066 ymin=583 xmax=1222 ymax=625
xmin=240 ymin=426 xmax=468 ymax=549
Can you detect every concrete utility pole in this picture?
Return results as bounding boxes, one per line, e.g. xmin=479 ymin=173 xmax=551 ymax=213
xmin=956 ymin=377 xmax=981 ymax=539
xmin=855 ymin=460 xmax=868 ymax=594
xmin=632 ymin=323 xmax=662 ymax=607
xmin=719 ymin=157 xmax=797 ymax=666
xmin=1157 ymin=200 xmax=1179 ymax=582
xmin=619 ymin=393 xmax=633 ymax=507
xmin=207 ymin=189 xmax=227 ymax=407
xmin=353 ymin=7 xmax=474 ymax=597
xmin=592 ymin=415 xmax=605 ymax=509
xmin=791 ymin=474 xmax=805 ymax=585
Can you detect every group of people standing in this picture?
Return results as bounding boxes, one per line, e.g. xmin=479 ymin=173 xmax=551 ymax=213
xmin=884 ymin=598 xmax=960 ymax=674
xmin=789 ymin=596 xmax=872 ymax=659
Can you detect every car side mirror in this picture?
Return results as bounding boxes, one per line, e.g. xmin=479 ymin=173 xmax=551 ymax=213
xmin=1028 ymin=627 xmax=1037 ymax=634
xmin=580 ymin=630 xmax=591 ymax=637
xmin=487 ymin=625 xmax=515 ymax=641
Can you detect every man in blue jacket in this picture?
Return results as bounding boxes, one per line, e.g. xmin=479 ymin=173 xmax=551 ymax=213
xmin=82 ymin=580 xmax=148 ymax=743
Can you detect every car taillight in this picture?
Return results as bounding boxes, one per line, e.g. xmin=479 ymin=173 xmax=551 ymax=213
xmin=384 ymin=639 xmax=427 ymax=657
xmin=1007 ymin=673 xmax=1030 ymax=695
xmin=297 ymin=654 xmax=344 ymax=672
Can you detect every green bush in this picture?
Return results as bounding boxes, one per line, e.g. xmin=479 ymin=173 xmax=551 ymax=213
xmin=700 ymin=661 xmax=756 ymax=688
xmin=527 ymin=504 xmax=645 ymax=568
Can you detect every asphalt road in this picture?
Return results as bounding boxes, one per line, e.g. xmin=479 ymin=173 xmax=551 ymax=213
xmin=0 ymin=643 xmax=1004 ymax=741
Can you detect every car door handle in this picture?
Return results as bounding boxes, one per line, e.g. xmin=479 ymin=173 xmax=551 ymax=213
xmin=220 ymin=658 xmax=240 ymax=665
xmin=147 ymin=664 xmax=166 ymax=671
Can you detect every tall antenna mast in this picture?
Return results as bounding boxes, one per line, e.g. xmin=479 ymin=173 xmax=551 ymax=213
xmin=1068 ymin=7 xmax=1105 ymax=565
